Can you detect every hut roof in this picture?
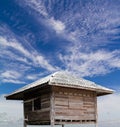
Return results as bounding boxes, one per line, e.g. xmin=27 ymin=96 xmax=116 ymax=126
xmin=6 ymin=71 xmax=114 ymax=100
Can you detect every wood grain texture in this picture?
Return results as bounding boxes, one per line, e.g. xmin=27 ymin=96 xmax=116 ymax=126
xmin=50 ymin=86 xmax=55 ymax=127
xmin=52 ymin=86 xmax=97 ymax=124
xmin=23 ymin=86 xmax=51 ymax=125
xmin=23 ymin=85 xmax=97 ymax=125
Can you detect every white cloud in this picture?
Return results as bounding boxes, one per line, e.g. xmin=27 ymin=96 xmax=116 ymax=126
xmin=20 ymin=0 xmax=120 ymax=46
xmin=1 ymin=0 xmax=120 ymax=84
xmin=26 ymin=75 xmax=37 ymax=80
xmin=0 ymin=35 xmax=57 ymax=72
xmin=59 ymin=49 xmax=120 ymax=77
xmin=34 ymin=55 xmax=56 ymax=71
xmin=26 ymin=73 xmax=42 ymax=80
xmin=20 ymin=0 xmax=66 ymax=35
xmin=0 ymin=25 xmax=58 ymax=84
xmin=2 ymin=79 xmax=25 ymax=84
xmin=1 ymin=71 xmax=21 ymax=79
xmin=0 ymin=70 xmax=25 ymax=84
xmin=0 ymin=37 xmax=29 ymax=56
xmin=48 ymin=17 xmax=66 ymax=33
xmin=26 ymin=72 xmax=50 ymax=81
xmin=23 ymin=0 xmax=48 ymax=17
xmin=0 ymin=49 xmax=31 ymax=65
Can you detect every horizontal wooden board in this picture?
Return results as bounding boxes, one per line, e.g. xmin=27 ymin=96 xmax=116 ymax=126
xmin=41 ymin=102 xmax=50 ymax=109
xmin=55 ymin=100 xmax=68 ymax=106
xmin=55 ymin=109 xmax=84 ymax=116
xmin=25 ymin=110 xmax=50 ymax=121
xmin=55 ymin=115 xmax=95 ymax=120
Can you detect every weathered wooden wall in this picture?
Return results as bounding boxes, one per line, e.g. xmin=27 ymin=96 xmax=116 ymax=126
xmin=23 ymin=85 xmax=97 ymax=126
xmin=23 ymin=85 xmax=51 ymax=125
xmin=52 ymin=86 xmax=97 ymax=125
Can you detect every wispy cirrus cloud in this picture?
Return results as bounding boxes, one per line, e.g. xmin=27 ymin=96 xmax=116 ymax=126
xmin=16 ymin=0 xmax=120 ymax=77
xmin=0 ymin=36 xmax=56 ymax=71
xmin=18 ymin=0 xmax=66 ymax=35
xmin=1 ymin=71 xmax=21 ymax=79
xmin=47 ymin=17 xmax=66 ymax=34
xmin=59 ymin=49 xmax=120 ymax=77
xmin=1 ymin=0 xmax=120 ymax=84
xmin=0 ymin=23 xmax=59 ymax=70
xmin=2 ymin=79 xmax=25 ymax=84
xmin=23 ymin=0 xmax=48 ymax=17
xmin=0 ymin=70 xmax=25 ymax=84
xmin=21 ymin=0 xmax=120 ymax=45
xmin=0 ymin=24 xmax=58 ymax=84
xmin=26 ymin=72 xmax=47 ymax=80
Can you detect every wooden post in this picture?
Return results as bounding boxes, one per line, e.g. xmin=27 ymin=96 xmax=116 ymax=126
xmin=95 ymin=93 xmax=98 ymax=127
xmin=50 ymin=87 xmax=55 ymax=127
xmin=62 ymin=124 xmax=64 ymax=127
xmin=23 ymin=102 xmax=27 ymax=127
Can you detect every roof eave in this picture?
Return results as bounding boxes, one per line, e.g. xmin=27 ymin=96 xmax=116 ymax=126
xmin=5 ymin=92 xmax=24 ymax=100
xmin=97 ymin=89 xmax=114 ymax=96
xmin=5 ymin=83 xmax=49 ymax=100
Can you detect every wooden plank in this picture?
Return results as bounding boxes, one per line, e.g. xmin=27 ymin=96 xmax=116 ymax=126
xmin=41 ymin=101 xmax=50 ymax=109
xmin=95 ymin=93 xmax=98 ymax=124
xmin=54 ymin=93 xmax=68 ymax=99
xmin=55 ymin=97 xmax=69 ymax=102
xmin=55 ymin=115 xmax=95 ymax=120
xmin=69 ymin=96 xmax=83 ymax=100
xmin=69 ymin=98 xmax=83 ymax=103
xmin=55 ymin=109 xmax=95 ymax=117
xmin=55 ymin=105 xmax=68 ymax=109
xmin=69 ymin=103 xmax=83 ymax=109
xmin=52 ymin=86 xmax=97 ymax=123
xmin=83 ymin=102 xmax=95 ymax=105
xmin=55 ymin=100 xmax=68 ymax=106
xmin=55 ymin=109 xmax=83 ymax=116
xmin=27 ymin=111 xmax=50 ymax=121
xmin=50 ymin=87 xmax=55 ymax=127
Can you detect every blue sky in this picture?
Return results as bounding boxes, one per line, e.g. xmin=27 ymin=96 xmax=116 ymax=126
xmin=0 ymin=0 xmax=120 ymax=125
xmin=0 ymin=0 xmax=120 ymax=94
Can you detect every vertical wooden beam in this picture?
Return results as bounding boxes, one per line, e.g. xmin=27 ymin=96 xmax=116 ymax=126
xmin=23 ymin=101 xmax=27 ymax=127
xmin=95 ymin=93 xmax=98 ymax=127
xmin=50 ymin=86 xmax=55 ymax=127
xmin=62 ymin=124 xmax=64 ymax=127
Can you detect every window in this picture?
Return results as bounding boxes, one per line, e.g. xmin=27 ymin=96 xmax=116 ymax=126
xmin=34 ymin=97 xmax=41 ymax=110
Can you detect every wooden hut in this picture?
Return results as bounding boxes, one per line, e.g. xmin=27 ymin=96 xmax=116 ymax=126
xmin=6 ymin=71 xmax=113 ymax=127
